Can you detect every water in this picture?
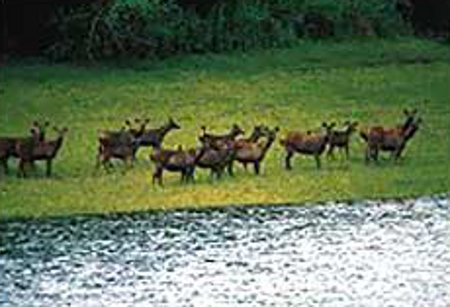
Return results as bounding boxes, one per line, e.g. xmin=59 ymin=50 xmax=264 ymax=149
xmin=1 ymin=195 xmax=449 ymax=306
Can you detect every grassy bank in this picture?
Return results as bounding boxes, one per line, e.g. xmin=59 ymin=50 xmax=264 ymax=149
xmin=1 ymin=39 xmax=449 ymax=220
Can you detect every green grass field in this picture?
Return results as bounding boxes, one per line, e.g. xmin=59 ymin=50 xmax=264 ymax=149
xmin=1 ymin=38 xmax=449 ymax=220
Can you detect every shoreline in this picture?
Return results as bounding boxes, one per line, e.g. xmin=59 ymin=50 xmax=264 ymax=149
xmin=2 ymin=192 xmax=448 ymax=223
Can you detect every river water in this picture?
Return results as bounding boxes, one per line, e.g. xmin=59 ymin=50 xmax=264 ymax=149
xmin=1 ymin=195 xmax=449 ymax=306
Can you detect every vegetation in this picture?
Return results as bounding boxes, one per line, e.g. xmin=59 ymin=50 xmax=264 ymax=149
xmin=1 ymin=38 xmax=449 ymax=220
xmin=47 ymin=0 xmax=409 ymax=60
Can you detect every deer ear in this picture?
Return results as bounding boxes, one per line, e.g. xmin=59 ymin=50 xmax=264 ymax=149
xmin=404 ymin=109 xmax=410 ymax=116
xmin=145 ymin=118 xmax=150 ymax=123
xmin=330 ymin=122 xmax=336 ymax=128
xmin=134 ymin=118 xmax=141 ymax=123
xmin=63 ymin=127 xmax=69 ymax=133
xmin=321 ymin=122 xmax=327 ymax=128
xmin=125 ymin=120 xmax=131 ymax=126
xmin=274 ymin=126 xmax=280 ymax=132
xmin=44 ymin=121 xmax=50 ymax=127
xmin=412 ymin=108 xmax=418 ymax=115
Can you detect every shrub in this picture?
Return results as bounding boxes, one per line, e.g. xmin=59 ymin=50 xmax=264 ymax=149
xmin=46 ymin=0 xmax=410 ymax=61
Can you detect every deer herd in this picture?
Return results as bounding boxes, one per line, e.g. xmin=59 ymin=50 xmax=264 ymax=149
xmin=0 ymin=108 xmax=422 ymax=185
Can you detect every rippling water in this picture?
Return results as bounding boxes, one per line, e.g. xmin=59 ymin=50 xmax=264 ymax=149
xmin=1 ymin=195 xmax=449 ymax=306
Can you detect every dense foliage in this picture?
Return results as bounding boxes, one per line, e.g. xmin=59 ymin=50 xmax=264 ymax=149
xmin=47 ymin=0 xmax=409 ymax=60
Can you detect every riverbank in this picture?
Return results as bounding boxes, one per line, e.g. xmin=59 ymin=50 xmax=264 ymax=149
xmin=1 ymin=38 xmax=449 ymax=219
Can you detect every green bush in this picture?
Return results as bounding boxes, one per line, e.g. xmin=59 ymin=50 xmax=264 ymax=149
xmin=46 ymin=0 xmax=410 ymax=61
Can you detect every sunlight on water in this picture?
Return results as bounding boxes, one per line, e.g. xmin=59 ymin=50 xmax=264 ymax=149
xmin=1 ymin=195 xmax=449 ymax=306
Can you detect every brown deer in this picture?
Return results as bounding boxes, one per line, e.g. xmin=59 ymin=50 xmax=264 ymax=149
xmin=198 ymin=123 xmax=245 ymax=176
xmin=17 ymin=126 xmax=68 ymax=177
xmin=234 ymin=126 xmax=279 ymax=175
xmin=137 ymin=117 xmax=181 ymax=149
xmin=0 ymin=121 xmax=48 ymax=175
xmin=96 ymin=118 xmax=151 ymax=169
xmin=280 ymin=122 xmax=336 ymax=170
xmin=327 ymin=121 xmax=358 ymax=159
xmin=150 ymin=145 xmax=207 ymax=185
xmin=196 ymin=141 xmax=236 ymax=179
xmin=233 ymin=125 xmax=269 ymax=171
xmin=98 ymin=118 xmax=149 ymax=153
xmin=199 ymin=123 xmax=244 ymax=150
xmin=360 ymin=109 xmax=421 ymax=163
xmin=96 ymin=138 xmax=137 ymax=170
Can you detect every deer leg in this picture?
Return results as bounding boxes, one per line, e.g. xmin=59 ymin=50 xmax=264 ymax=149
xmin=243 ymin=162 xmax=248 ymax=171
xmin=187 ymin=166 xmax=195 ymax=183
xmin=18 ymin=159 xmax=27 ymax=178
xmin=227 ymin=161 xmax=234 ymax=176
xmin=253 ymin=161 xmax=260 ymax=175
xmin=190 ymin=169 xmax=196 ymax=183
xmin=373 ymin=147 xmax=379 ymax=163
xmin=123 ymin=156 xmax=131 ymax=169
xmin=180 ymin=171 xmax=185 ymax=183
xmin=46 ymin=160 xmax=52 ymax=177
xmin=314 ymin=154 xmax=321 ymax=169
xmin=158 ymin=169 xmax=164 ymax=186
xmin=0 ymin=158 xmax=8 ymax=175
xmin=345 ymin=144 xmax=350 ymax=160
xmin=107 ymin=158 xmax=114 ymax=170
xmin=393 ymin=146 xmax=403 ymax=162
xmin=365 ymin=146 xmax=370 ymax=164
xmin=216 ymin=167 xmax=223 ymax=180
xmin=152 ymin=166 xmax=163 ymax=186
xmin=285 ymin=151 xmax=294 ymax=170
xmin=327 ymin=145 xmax=335 ymax=160
xmin=102 ymin=156 xmax=112 ymax=171
xmin=132 ymin=146 xmax=139 ymax=162
xmin=17 ymin=160 xmax=23 ymax=178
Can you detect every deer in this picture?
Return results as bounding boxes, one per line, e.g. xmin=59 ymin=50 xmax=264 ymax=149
xmin=195 ymin=140 xmax=236 ymax=179
xmin=96 ymin=137 xmax=137 ymax=170
xmin=17 ymin=126 xmax=68 ymax=177
xmin=234 ymin=126 xmax=279 ymax=175
xmin=150 ymin=145 xmax=207 ymax=186
xmin=137 ymin=117 xmax=181 ymax=150
xmin=327 ymin=121 xmax=359 ymax=160
xmin=198 ymin=123 xmax=245 ymax=176
xmin=360 ymin=109 xmax=421 ymax=163
xmin=199 ymin=123 xmax=244 ymax=150
xmin=98 ymin=118 xmax=149 ymax=155
xmin=233 ymin=125 xmax=270 ymax=171
xmin=96 ymin=118 xmax=151 ymax=169
xmin=280 ymin=122 xmax=336 ymax=170
xmin=0 ymin=121 xmax=48 ymax=175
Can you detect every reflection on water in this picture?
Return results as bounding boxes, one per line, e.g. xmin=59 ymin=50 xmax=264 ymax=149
xmin=1 ymin=195 xmax=449 ymax=306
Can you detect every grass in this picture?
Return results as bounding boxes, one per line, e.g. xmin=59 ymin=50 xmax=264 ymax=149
xmin=1 ymin=38 xmax=449 ymax=220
